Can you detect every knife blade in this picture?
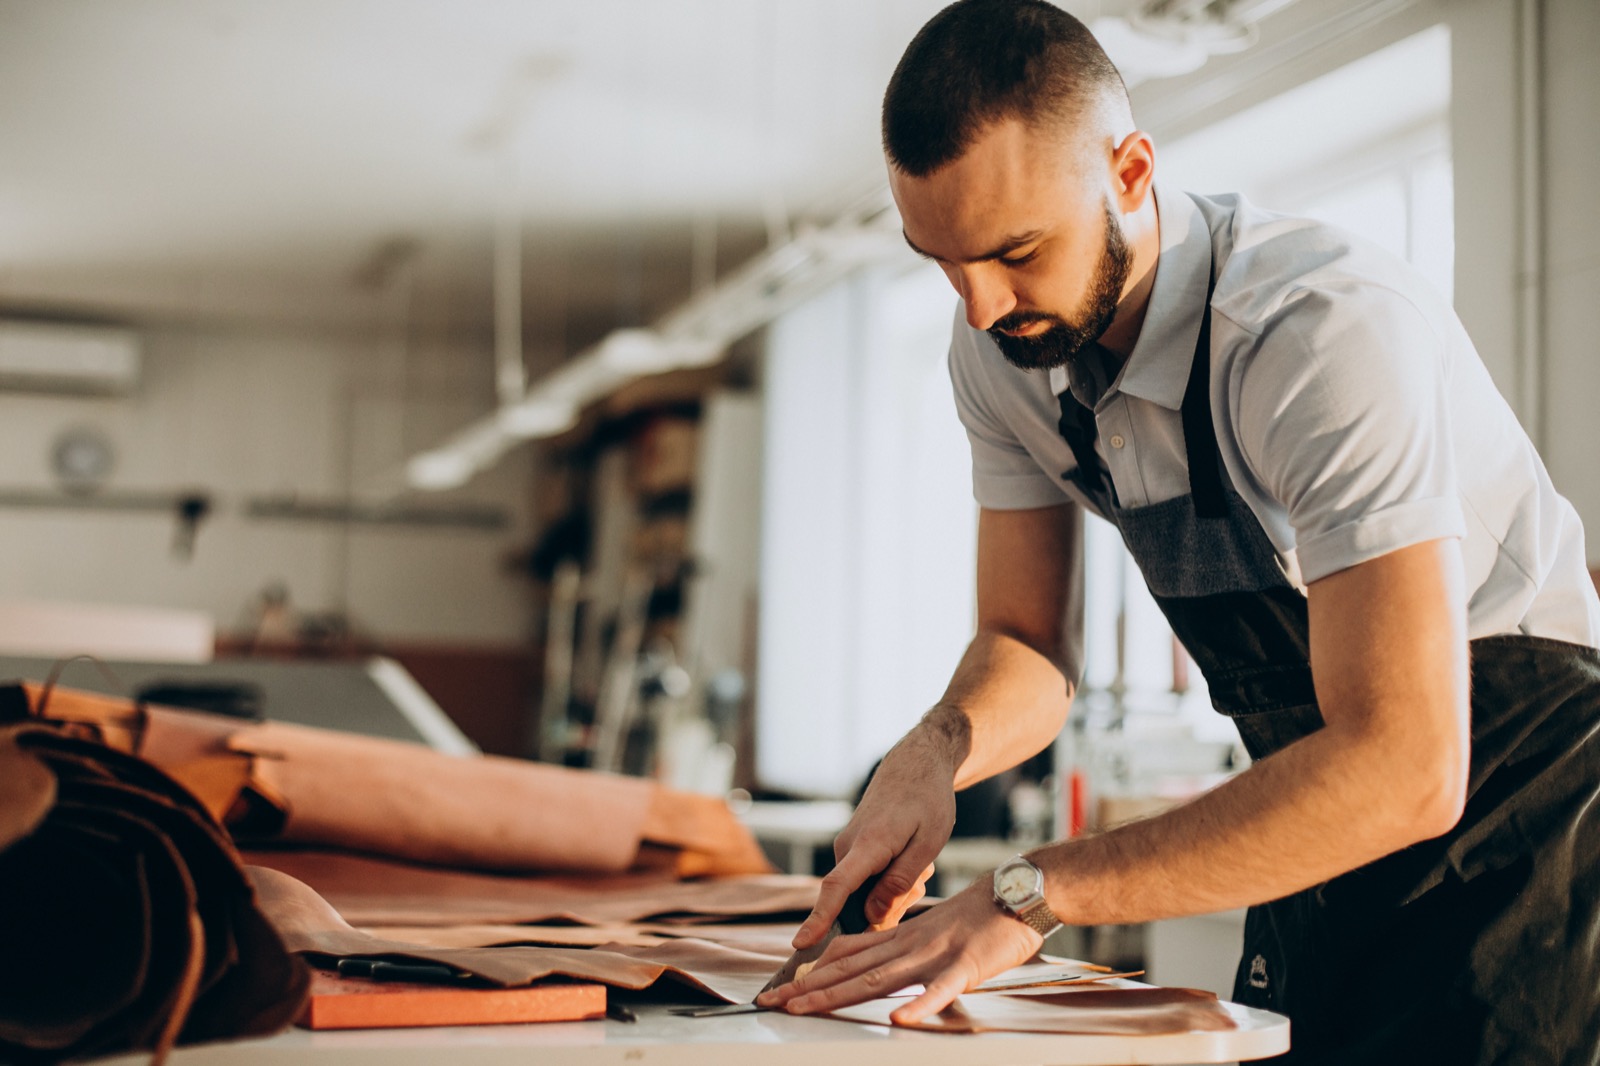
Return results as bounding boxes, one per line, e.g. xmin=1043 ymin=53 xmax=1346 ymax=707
xmin=758 ymin=874 xmax=877 ymax=994
xmin=669 ymin=874 xmax=881 ymax=1018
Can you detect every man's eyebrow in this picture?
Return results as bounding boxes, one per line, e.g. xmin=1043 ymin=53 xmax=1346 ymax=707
xmin=902 ymin=229 xmax=1045 ymax=264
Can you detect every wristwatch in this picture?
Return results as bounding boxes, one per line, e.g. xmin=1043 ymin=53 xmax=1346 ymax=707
xmin=992 ymin=854 xmax=1064 ymax=939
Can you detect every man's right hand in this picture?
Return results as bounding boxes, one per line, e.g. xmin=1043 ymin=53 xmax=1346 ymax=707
xmin=795 ymin=505 xmax=1082 ymax=950
xmin=791 ymin=726 xmax=960 ymax=949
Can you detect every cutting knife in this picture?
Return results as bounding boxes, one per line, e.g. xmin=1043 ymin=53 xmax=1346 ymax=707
xmin=669 ymin=876 xmax=878 ymax=1018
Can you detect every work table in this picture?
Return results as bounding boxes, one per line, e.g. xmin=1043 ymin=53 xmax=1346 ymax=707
xmin=102 ymin=992 xmax=1289 ymax=1065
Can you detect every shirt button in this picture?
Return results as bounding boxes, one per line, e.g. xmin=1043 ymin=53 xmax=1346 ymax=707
xmin=1109 ymin=434 xmax=1126 ymax=449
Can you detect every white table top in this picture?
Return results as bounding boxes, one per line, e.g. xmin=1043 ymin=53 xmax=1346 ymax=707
xmin=103 ymin=996 xmax=1289 ymax=1065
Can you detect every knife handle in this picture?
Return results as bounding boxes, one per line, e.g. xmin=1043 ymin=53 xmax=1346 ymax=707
xmin=836 ymin=874 xmax=880 ymax=936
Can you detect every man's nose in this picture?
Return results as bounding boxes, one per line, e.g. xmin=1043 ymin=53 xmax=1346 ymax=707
xmin=957 ymin=267 xmax=1016 ymax=331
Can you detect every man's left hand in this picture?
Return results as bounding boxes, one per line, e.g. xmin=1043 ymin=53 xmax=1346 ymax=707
xmin=755 ymin=874 xmax=1044 ymax=1025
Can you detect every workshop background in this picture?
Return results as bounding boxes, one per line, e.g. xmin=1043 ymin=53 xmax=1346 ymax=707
xmin=0 ymin=0 xmax=1595 ymax=995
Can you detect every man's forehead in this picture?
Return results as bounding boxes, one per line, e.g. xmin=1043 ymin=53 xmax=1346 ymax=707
xmin=889 ymin=122 xmax=1095 ymax=259
xmin=892 ymin=173 xmax=1089 ymax=265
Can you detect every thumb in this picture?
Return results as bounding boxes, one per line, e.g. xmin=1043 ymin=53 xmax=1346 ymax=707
xmin=865 ymin=843 xmax=940 ymax=926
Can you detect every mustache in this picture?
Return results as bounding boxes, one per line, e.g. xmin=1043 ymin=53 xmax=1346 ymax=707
xmin=989 ymin=311 xmax=1068 ymax=337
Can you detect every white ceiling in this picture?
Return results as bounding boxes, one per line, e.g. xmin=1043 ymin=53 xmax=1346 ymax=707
xmin=0 ymin=0 xmax=1035 ymax=334
xmin=0 ymin=0 xmax=1418 ymax=345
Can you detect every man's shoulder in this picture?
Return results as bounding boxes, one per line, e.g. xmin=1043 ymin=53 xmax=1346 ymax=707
xmin=1197 ymin=193 xmax=1438 ymax=341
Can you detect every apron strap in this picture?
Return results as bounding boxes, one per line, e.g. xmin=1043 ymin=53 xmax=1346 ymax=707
xmin=1055 ymin=390 xmax=1113 ymax=512
xmin=1181 ymin=254 xmax=1227 ymax=519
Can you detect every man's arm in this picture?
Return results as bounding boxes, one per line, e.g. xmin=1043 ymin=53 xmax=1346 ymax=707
xmin=791 ymin=502 xmax=1084 ymax=943
xmin=763 ymin=536 xmax=1470 ymax=1021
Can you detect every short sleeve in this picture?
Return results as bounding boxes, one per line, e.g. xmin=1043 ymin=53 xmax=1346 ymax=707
xmin=1232 ymin=285 xmax=1467 ymax=583
xmin=948 ymin=322 xmax=1074 ymax=510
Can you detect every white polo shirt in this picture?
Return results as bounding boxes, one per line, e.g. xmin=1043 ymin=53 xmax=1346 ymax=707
xmin=950 ymin=184 xmax=1600 ymax=648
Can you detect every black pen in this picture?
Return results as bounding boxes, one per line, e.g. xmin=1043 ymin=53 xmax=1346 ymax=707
xmin=336 ymin=958 xmax=468 ymax=984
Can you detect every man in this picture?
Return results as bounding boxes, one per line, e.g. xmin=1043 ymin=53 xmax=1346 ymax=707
xmin=755 ymin=1 xmax=1600 ymax=1061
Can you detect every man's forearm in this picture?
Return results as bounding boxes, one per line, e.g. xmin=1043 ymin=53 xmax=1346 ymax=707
xmin=1032 ymin=712 xmax=1464 ymax=926
xmin=1032 ymin=540 xmax=1470 ymax=925
xmin=905 ymin=628 xmax=1074 ymax=791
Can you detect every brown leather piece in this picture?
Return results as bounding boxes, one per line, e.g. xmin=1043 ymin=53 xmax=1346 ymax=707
xmin=827 ymin=985 xmax=1239 ymax=1035
xmin=249 ymin=866 xmax=713 ymax=992
xmin=248 ymin=865 xmax=815 ymax=1003
xmin=5 ymin=682 xmax=771 ymax=878
xmin=233 ymin=721 xmax=654 ymax=873
xmin=593 ymin=937 xmax=795 ymax=1003
xmin=0 ymin=723 xmax=309 ymax=1063
xmin=1 ymin=681 xmax=143 ymax=744
xmin=641 ymin=788 xmax=777 ymax=877
xmin=249 ymin=862 xmax=1231 ymax=1034
xmin=299 ymin=971 xmax=607 ymax=1029
xmin=353 ymin=921 xmax=806 ymax=953
xmin=0 ymin=729 xmax=56 ymax=849
xmin=244 ymin=848 xmax=820 ymax=927
xmin=355 ymin=924 xmax=680 ymax=949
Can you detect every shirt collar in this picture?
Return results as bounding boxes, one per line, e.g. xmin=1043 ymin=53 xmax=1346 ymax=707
xmin=1049 ymin=184 xmax=1214 ymax=410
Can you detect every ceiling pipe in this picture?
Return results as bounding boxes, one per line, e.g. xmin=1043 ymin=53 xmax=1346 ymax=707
xmin=493 ymin=154 xmax=528 ymax=408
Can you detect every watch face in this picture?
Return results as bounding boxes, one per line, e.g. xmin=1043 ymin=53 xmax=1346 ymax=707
xmin=995 ymin=861 xmax=1039 ymax=905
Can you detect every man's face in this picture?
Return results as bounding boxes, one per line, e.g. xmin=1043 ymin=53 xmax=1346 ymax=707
xmin=890 ymin=116 xmax=1133 ymax=371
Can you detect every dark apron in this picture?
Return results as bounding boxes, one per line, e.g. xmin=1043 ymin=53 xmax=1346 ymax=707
xmin=1055 ymin=271 xmax=1600 ymax=1064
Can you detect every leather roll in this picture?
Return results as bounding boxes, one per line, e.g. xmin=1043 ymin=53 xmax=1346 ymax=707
xmin=0 ymin=723 xmax=309 ymax=1064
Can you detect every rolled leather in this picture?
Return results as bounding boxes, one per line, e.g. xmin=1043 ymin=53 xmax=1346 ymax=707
xmin=0 ymin=723 xmax=309 ymax=1064
xmin=0 ymin=681 xmax=770 ymax=878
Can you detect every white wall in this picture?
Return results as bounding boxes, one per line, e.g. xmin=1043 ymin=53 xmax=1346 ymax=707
xmin=1449 ymin=0 xmax=1599 ymax=554
xmin=757 ymin=263 xmax=979 ymax=798
xmin=1537 ymin=0 xmax=1600 ymax=550
xmin=0 ymin=320 xmax=534 ymax=645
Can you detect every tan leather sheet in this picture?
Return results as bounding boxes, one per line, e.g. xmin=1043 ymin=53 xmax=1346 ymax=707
xmin=594 ymin=937 xmax=795 ymax=1003
xmin=244 ymin=848 xmax=820 ymax=927
xmin=827 ymin=985 xmax=1239 ymax=1035
xmin=249 ymin=866 xmax=672 ymax=989
xmin=249 ymin=864 xmax=1222 ymax=1036
xmin=358 ymin=922 xmax=801 ymax=951
xmin=6 ymin=682 xmax=772 ymax=878
xmin=248 ymin=866 xmax=790 ymax=1000
xmin=355 ymin=924 xmax=678 ymax=949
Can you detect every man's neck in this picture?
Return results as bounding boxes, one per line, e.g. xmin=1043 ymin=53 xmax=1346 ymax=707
xmin=1097 ymin=193 xmax=1163 ymax=359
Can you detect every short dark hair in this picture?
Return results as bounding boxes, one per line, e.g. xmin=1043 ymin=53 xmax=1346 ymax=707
xmin=883 ymin=0 xmax=1128 ymax=177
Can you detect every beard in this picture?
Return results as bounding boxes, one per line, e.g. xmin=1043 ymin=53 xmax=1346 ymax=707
xmin=988 ymin=201 xmax=1134 ymax=372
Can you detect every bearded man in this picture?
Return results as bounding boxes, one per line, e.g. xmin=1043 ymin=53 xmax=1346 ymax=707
xmin=757 ymin=2 xmax=1600 ymax=1062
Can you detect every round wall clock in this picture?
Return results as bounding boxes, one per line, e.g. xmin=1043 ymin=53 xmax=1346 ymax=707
xmin=52 ymin=426 xmax=116 ymax=494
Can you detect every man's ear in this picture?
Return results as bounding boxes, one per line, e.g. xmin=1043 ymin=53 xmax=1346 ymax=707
xmin=1111 ymin=131 xmax=1156 ymax=212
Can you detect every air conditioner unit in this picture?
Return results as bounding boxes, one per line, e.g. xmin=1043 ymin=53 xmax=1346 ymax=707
xmin=0 ymin=320 xmax=140 ymax=395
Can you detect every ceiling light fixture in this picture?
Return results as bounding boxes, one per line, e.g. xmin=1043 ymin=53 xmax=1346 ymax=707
xmin=1092 ymin=0 xmax=1304 ymax=87
xmin=398 ymin=192 xmax=907 ymax=494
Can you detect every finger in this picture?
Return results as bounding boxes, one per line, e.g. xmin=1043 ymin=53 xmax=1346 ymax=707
xmin=889 ymin=964 xmax=972 ymax=1026
xmin=756 ymin=931 xmax=898 ymax=1007
xmin=865 ymin=839 xmax=942 ymax=926
xmin=784 ymin=952 xmax=931 ymax=1015
xmin=793 ymin=845 xmax=891 ymax=948
xmin=879 ymin=864 xmax=935 ymax=927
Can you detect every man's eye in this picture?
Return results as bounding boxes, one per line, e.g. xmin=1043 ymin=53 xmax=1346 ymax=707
xmin=1001 ymin=250 xmax=1038 ymax=266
